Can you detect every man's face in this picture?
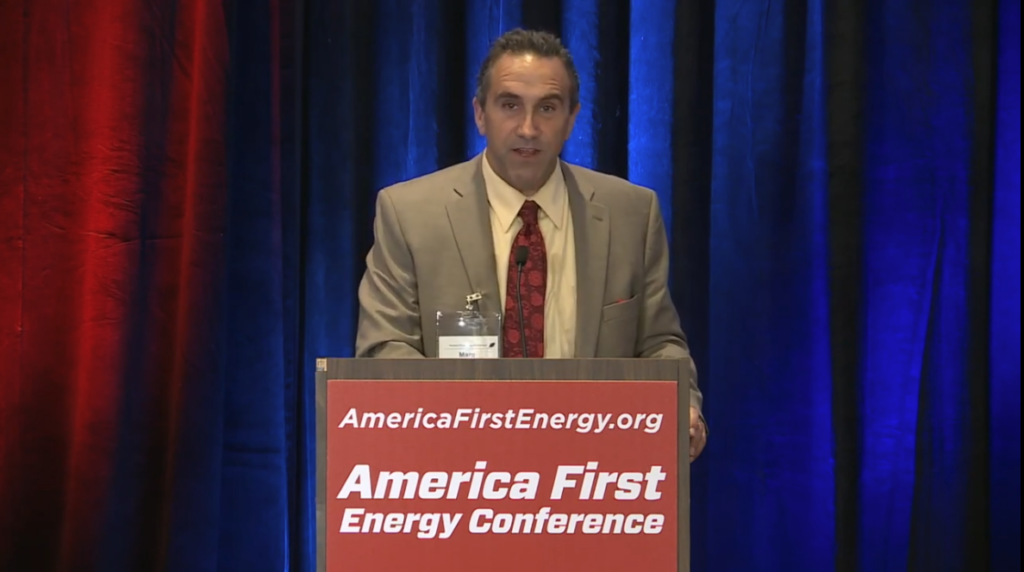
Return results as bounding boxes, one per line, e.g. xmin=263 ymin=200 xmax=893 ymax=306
xmin=473 ymin=53 xmax=579 ymax=195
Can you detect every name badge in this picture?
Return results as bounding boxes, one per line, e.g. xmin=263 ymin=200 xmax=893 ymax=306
xmin=436 ymin=301 xmax=502 ymax=359
xmin=437 ymin=335 xmax=500 ymax=359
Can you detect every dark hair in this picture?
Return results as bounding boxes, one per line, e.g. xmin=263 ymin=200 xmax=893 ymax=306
xmin=474 ymin=28 xmax=580 ymax=110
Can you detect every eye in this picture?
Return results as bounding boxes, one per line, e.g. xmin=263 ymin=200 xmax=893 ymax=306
xmin=502 ymin=102 xmax=518 ymax=110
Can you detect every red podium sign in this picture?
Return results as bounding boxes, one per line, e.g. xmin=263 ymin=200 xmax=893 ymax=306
xmin=325 ymin=379 xmax=679 ymax=571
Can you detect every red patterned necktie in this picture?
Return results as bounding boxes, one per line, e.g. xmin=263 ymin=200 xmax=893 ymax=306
xmin=503 ymin=200 xmax=546 ymax=358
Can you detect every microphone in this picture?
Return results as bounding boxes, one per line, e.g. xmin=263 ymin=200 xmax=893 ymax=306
xmin=514 ymin=245 xmax=529 ymax=358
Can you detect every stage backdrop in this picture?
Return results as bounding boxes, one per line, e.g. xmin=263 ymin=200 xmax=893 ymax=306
xmin=0 ymin=0 xmax=1019 ymax=571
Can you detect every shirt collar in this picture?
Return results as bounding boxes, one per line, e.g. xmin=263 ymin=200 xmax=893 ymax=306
xmin=482 ymin=150 xmax=566 ymax=233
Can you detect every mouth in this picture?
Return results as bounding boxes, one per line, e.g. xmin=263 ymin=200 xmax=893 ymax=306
xmin=513 ymin=148 xmax=541 ymax=159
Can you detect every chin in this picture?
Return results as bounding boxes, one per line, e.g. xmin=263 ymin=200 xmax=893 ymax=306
xmin=509 ymin=172 xmax=540 ymax=187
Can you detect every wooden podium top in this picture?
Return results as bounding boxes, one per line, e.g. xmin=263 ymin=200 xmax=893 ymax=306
xmin=315 ymin=357 xmax=687 ymax=382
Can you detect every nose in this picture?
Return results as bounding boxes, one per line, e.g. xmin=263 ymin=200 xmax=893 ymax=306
xmin=516 ymin=112 xmax=539 ymax=139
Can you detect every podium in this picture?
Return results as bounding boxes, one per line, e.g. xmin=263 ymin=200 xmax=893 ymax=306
xmin=315 ymin=358 xmax=691 ymax=572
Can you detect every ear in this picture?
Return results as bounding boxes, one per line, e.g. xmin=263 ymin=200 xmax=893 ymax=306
xmin=472 ymin=96 xmax=486 ymax=136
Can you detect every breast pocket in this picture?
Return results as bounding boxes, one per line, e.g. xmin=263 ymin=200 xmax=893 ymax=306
xmin=601 ymin=295 xmax=640 ymax=323
xmin=597 ymin=296 xmax=640 ymax=357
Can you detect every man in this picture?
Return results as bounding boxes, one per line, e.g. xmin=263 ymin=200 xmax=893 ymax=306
xmin=355 ymin=29 xmax=707 ymax=461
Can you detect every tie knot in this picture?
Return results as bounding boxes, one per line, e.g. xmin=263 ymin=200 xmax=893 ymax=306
xmin=519 ymin=200 xmax=540 ymax=226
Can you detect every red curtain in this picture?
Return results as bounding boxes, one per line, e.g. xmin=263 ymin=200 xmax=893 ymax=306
xmin=0 ymin=1 xmax=229 ymax=568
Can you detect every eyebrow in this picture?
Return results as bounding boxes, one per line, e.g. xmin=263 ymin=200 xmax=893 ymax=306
xmin=494 ymin=91 xmax=565 ymax=103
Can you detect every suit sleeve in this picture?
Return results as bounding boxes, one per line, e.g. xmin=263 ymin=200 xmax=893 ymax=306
xmin=354 ymin=188 xmax=426 ymax=358
xmin=637 ymin=191 xmax=705 ymax=417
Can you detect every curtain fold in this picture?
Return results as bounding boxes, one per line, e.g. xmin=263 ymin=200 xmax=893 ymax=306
xmin=989 ymin=2 xmax=1022 ymax=571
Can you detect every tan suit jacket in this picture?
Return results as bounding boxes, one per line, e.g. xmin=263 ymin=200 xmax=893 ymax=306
xmin=355 ymin=154 xmax=703 ymax=411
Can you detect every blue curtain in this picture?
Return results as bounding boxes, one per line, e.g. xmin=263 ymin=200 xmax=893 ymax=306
xmin=1 ymin=0 xmax=1017 ymax=571
xmin=297 ymin=1 xmax=1021 ymax=570
xmin=990 ymin=0 xmax=1021 ymax=569
xmin=299 ymin=0 xmax=1021 ymax=570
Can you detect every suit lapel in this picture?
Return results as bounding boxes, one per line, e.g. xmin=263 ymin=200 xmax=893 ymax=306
xmin=445 ymin=157 xmax=501 ymax=316
xmin=564 ymin=164 xmax=609 ymax=358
